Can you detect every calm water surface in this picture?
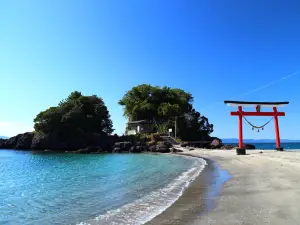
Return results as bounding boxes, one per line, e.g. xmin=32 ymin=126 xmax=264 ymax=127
xmin=0 ymin=150 xmax=205 ymax=225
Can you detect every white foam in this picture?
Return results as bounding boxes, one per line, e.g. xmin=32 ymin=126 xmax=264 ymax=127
xmin=77 ymin=156 xmax=206 ymax=225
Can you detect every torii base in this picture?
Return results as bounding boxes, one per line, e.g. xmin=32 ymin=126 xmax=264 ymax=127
xmin=236 ymin=148 xmax=246 ymax=155
xmin=275 ymin=147 xmax=284 ymax=151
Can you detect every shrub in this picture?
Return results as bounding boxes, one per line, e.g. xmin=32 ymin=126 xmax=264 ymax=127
xmin=148 ymin=133 xmax=163 ymax=142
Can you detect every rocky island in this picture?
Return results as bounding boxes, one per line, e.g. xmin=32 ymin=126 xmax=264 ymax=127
xmin=0 ymin=87 xmax=255 ymax=153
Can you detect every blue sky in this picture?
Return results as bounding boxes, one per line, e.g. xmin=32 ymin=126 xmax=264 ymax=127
xmin=1 ymin=0 xmax=300 ymax=139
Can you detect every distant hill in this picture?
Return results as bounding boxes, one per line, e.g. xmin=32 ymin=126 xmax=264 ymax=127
xmin=0 ymin=136 xmax=8 ymax=139
xmin=222 ymin=138 xmax=300 ymax=143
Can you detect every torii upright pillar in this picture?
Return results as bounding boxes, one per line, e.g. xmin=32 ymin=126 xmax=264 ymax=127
xmin=273 ymin=107 xmax=283 ymax=151
xmin=238 ymin=106 xmax=243 ymax=150
xmin=224 ymin=101 xmax=289 ymax=155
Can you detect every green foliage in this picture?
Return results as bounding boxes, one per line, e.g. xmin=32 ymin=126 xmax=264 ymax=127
xmin=119 ymin=84 xmax=214 ymax=141
xmin=174 ymin=109 xmax=214 ymax=141
xmin=156 ymin=123 xmax=168 ymax=134
xmin=175 ymin=137 xmax=182 ymax=143
xmin=118 ymin=84 xmax=193 ymax=123
xmin=148 ymin=133 xmax=163 ymax=142
xmin=34 ymin=91 xmax=114 ymax=137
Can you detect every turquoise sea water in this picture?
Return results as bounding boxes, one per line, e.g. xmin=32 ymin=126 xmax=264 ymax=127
xmin=253 ymin=142 xmax=300 ymax=150
xmin=226 ymin=142 xmax=300 ymax=150
xmin=0 ymin=150 xmax=206 ymax=225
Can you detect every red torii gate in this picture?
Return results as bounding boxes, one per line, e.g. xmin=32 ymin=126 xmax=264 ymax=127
xmin=224 ymin=100 xmax=289 ymax=155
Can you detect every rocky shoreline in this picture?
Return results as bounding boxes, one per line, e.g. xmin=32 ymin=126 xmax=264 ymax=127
xmin=0 ymin=132 xmax=182 ymax=154
xmin=0 ymin=132 xmax=255 ymax=153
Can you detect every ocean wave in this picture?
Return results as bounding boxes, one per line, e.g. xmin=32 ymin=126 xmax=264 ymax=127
xmin=77 ymin=156 xmax=207 ymax=225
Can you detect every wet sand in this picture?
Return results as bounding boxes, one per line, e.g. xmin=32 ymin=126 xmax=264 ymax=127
xmin=147 ymin=149 xmax=300 ymax=225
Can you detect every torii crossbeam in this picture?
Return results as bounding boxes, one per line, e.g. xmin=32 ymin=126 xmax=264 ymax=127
xmin=224 ymin=100 xmax=289 ymax=155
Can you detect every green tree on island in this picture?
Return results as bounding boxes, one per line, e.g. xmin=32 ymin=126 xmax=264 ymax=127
xmin=118 ymin=84 xmax=213 ymax=140
xmin=34 ymin=91 xmax=114 ymax=137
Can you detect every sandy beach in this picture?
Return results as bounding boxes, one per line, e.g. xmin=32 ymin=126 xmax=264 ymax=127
xmin=147 ymin=149 xmax=300 ymax=225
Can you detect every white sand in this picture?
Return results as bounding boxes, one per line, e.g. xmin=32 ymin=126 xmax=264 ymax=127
xmin=179 ymin=149 xmax=300 ymax=225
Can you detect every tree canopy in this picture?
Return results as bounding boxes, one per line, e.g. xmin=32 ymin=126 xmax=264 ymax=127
xmin=118 ymin=84 xmax=193 ymax=122
xmin=34 ymin=91 xmax=113 ymax=137
xmin=119 ymin=84 xmax=213 ymax=140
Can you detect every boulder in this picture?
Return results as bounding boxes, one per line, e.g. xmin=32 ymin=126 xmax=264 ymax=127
xmin=112 ymin=142 xmax=132 ymax=152
xmin=180 ymin=142 xmax=188 ymax=147
xmin=156 ymin=142 xmax=171 ymax=153
xmin=171 ymin=148 xmax=183 ymax=153
xmin=77 ymin=146 xmax=104 ymax=154
xmin=149 ymin=145 xmax=157 ymax=152
xmin=129 ymin=145 xmax=145 ymax=153
xmin=210 ymin=139 xmax=223 ymax=149
xmin=112 ymin=147 xmax=122 ymax=153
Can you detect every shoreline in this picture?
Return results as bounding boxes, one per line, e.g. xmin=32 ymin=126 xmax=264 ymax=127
xmin=164 ymin=149 xmax=300 ymax=225
xmin=145 ymin=154 xmax=230 ymax=225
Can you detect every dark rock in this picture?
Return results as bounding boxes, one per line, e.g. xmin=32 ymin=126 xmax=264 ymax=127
xmin=0 ymin=139 xmax=7 ymax=148
xmin=221 ymin=145 xmax=237 ymax=150
xmin=129 ymin=146 xmax=144 ymax=153
xmin=31 ymin=132 xmax=117 ymax=151
xmin=160 ymin=148 xmax=171 ymax=153
xmin=149 ymin=145 xmax=157 ymax=152
xmin=31 ymin=132 xmax=68 ymax=150
xmin=158 ymin=141 xmax=172 ymax=148
xmin=219 ymin=143 xmax=255 ymax=150
xmin=15 ymin=132 xmax=34 ymax=149
xmin=112 ymin=142 xmax=132 ymax=152
xmin=77 ymin=149 xmax=90 ymax=154
xmin=171 ymin=148 xmax=183 ymax=153
xmin=156 ymin=141 xmax=171 ymax=153
xmin=0 ymin=132 xmax=34 ymax=150
xmin=180 ymin=142 xmax=188 ymax=147
xmin=210 ymin=138 xmax=223 ymax=149
xmin=76 ymin=146 xmax=104 ymax=154
xmin=112 ymin=147 xmax=122 ymax=153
